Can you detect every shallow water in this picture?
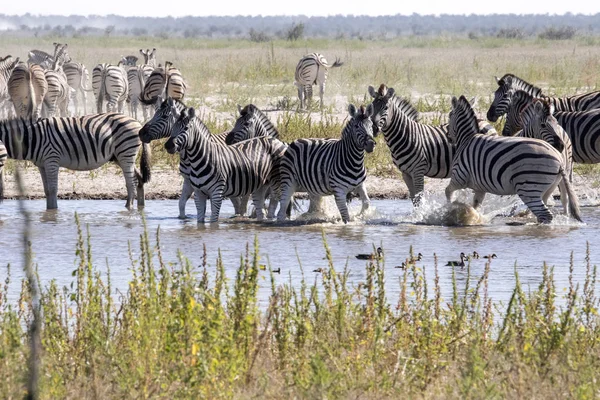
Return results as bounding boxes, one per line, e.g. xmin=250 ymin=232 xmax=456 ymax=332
xmin=1 ymin=194 xmax=599 ymax=309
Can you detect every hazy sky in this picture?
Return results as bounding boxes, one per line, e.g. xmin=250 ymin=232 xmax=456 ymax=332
xmin=3 ymin=0 xmax=597 ymax=17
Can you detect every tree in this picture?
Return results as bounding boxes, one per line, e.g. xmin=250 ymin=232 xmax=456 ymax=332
xmin=286 ymin=23 xmax=304 ymax=41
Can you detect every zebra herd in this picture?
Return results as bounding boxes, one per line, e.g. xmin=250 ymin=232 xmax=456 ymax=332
xmin=0 ymin=45 xmax=598 ymax=225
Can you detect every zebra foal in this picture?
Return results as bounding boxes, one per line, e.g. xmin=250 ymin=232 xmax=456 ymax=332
xmin=446 ymin=95 xmax=581 ymax=224
xmin=277 ymin=103 xmax=375 ymax=223
xmin=0 ymin=113 xmax=151 ymax=210
xmin=294 ymin=53 xmax=343 ymax=110
xmin=164 ymin=107 xmax=287 ymax=223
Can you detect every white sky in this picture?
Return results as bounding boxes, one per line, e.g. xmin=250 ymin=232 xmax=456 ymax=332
xmin=2 ymin=0 xmax=598 ymax=17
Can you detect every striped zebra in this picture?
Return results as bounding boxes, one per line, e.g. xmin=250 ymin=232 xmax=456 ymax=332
xmin=140 ymin=61 xmax=186 ymax=106
xmin=8 ymin=62 xmax=47 ymax=119
xmin=1 ymin=55 xmax=20 ymax=118
xmin=0 ymin=140 xmax=6 ymax=201
xmin=139 ymin=48 xmax=157 ymax=68
xmin=294 ymin=53 xmax=343 ymax=110
xmin=43 ymin=45 xmax=71 ymax=118
xmin=503 ymin=90 xmax=600 ymax=164
xmin=446 ymin=95 xmax=581 ymax=224
xmin=487 ymin=73 xmax=600 ymax=125
xmin=138 ymin=97 xmax=248 ymax=218
xmin=127 ymin=64 xmax=154 ymax=120
xmin=27 ymin=43 xmax=70 ymax=70
xmin=165 ymin=107 xmax=287 ymax=223
xmin=120 ymin=55 xmax=139 ymax=67
xmin=63 ymin=61 xmax=90 ymax=116
xmin=0 ymin=113 xmax=151 ymax=209
xmin=92 ymin=62 xmax=129 ymax=113
xmin=277 ymin=104 xmax=375 ymax=223
xmin=368 ymin=84 xmax=496 ymax=206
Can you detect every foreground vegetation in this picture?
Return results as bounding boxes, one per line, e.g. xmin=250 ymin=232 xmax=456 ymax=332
xmin=1 ymin=219 xmax=599 ymax=398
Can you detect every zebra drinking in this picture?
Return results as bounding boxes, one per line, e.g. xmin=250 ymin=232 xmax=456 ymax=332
xmin=0 ymin=113 xmax=151 ymax=210
xmin=294 ymin=53 xmax=343 ymax=110
xmin=277 ymin=104 xmax=375 ymax=224
xmin=164 ymin=107 xmax=287 ymax=223
xmin=446 ymin=95 xmax=582 ymax=224
xmin=92 ymin=62 xmax=129 ymax=113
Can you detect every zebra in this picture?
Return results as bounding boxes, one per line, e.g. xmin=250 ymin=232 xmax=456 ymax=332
xmin=138 ymin=97 xmax=248 ymax=218
xmin=140 ymin=61 xmax=186 ymax=106
xmin=164 ymin=106 xmax=287 ymax=223
xmin=368 ymin=84 xmax=497 ymax=206
xmin=487 ymin=73 xmax=600 ymax=124
xmin=502 ymin=90 xmax=600 ymax=165
xmin=0 ymin=140 xmax=6 ymax=201
xmin=63 ymin=61 xmax=90 ymax=116
xmin=139 ymin=48 xmax=157 ymax=68
xmin=127 ymin=64 xmax=154 ymax=120
xmin=277 ymin=103 xmax=375 ymax=223
xmin=446 ymin=95 xmax=581 ymax=224
xmin=92 ymin=62 xmax=129 ymax=113
xmin=1 ymin=55 xmax=20 ymax=118
xmin=0 ymin=113 xmax=151 ymax=210
xmin=8 ymin=62 xmax=47 ymax=119
xmin=120 ymin=55 xmax=139 ymax=67
xmin=43 ymin=45 xmax=71 ymax=118
xmin=27 ymin=42 xmax=70 ymax=70
xmin=294 ymin=53 xmax=343 ymax=110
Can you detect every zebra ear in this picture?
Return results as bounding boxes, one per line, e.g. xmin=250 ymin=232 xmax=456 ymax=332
xmin=139 ymin=49 xmax=145 ymax=55
xmin=386 ymin=88 xmax=395 ymax=99
xmin=366 ymin=103 xmax=374 ymax=118
xmin=368 ymin=85 xmax=377 ymax=99
xmin=534 ymin=100 xmax=544 ymax=114
xmin=451 ymin=96 xmax=459 ymax=109
xmin=348 ymin=104 xmax=358 ymax=117
xmin=188 ymin=107 xmax=197 ymax=120
xmin=469 ymin=97 xmax=477 ymax=106
xmin=494 ymin=76 xmax=500 ymax=84
xmin=549 ymin=103 xmax=555 ymax=115
xmin=237 ymin=104 xmax=243 ymax=114
xmin=504 ymin=75 xmax=512 ymax=86
xmin=151 ymin=48 xmax=156 ymax=56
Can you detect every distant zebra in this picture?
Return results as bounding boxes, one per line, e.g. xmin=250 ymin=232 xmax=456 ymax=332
xmin=446 ymin=95 xmax=581 ymax=224
xmin=0 ymin=140 xmax=6 ymax=201
xmin=43 ymin=44 xmax=71 ymax=117
xmin=503 ymin=90 xmax=600 ymax=164
xmin=487 ymin=73 xmax=600 ymax=125
xmin=278 ymin=104 xmax=375 ymax=223
xmin=92 ymin=62 xmax=129 ymax=113
xmin=139 ymin=48 xmax=157 ymax=68
xmin=127 ymin=64 xmax=154 ymax=120
xmin=140 ymin=61 xmax=186 ymax=106
xmin=1 ymin=55 xmax=20 ymax=118
xmin=368 ymin=84 xmax=497 ymax=206
xmin=138 ymin=97 xmax=248 ymax=218
xmin=165 ymin=107 xmax=287 ymax=223
xmin=63 ymin=61 xmax=90 ymax=115
xmin=27 ymin=42 xmax=70 ymax=70
xmin=8 ymin=62 xmax=47 ymax=119
xmin=294 ymin=53 xmax=343 ymax=110
xmin=0 ymin=113 xmax=151 ymax=209
xmin=120 ymin=55 xmax=139 ymax=67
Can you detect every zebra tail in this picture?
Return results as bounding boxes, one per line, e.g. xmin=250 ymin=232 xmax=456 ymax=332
xmin=331 ymin=57 xmax=344 ymax=68
xmin=561 ymin=168 xmax=582 ymax=222
xmin=0 ymin=170 xmax=4 ymax=203
xmin=97 ymin=68 xmax=107 ymax=113
xmin=140 ymin=142 xmax=152 ymax=184
xmin=26 ymin=68 xmax=35 ymax=117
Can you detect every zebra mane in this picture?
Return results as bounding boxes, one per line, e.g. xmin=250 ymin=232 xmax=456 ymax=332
xmin=452 ymin=96 xmax=480 ymax=138
xmin=499 ymin=73 xmax=543 ymax=97
xmin=391 ymin=97 xmax=419 ymax=121
xmin=521 ymin=97 xmax=552 ymax=124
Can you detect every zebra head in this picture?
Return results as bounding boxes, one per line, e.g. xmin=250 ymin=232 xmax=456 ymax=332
xmin=487 ymin=75 xmax=515 ymax=122
xmin=521 ymin=99 xmax=565 ymax=153
xmin=139 ymin=97 xmax=186 ymax=143
xmin=165 ymin=107 xmax=196 ymax=154
xmin=226 ymin=104 xmax=277 ymax=145
xmin=449 ymin=96 xmax=480 ymax=146
xmin=368 ymin=84 xmax=395 ymax=136
xmin=502 ymin=90 xmax=535 ymax=137
xmin=347 ymin=103 xmax=376 ymax=153
xmin=139 ymin=48 xmax=157 ymax=67
xmin=121 ymin=55 xmax=138 ymax=67
xmin=52 ymin=43 xmax=71 ymax=65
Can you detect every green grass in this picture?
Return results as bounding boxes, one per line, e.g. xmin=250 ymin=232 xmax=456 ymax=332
xmin=1 ymin=219 xmax=600 ymax=398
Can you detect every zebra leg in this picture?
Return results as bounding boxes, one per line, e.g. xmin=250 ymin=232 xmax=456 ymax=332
xmin=307 ymin=195 xmax=324 ymax=213
xmin=252 ymin=188 xmax=268 ymax=222
xmin=194 ymin=190 xmax=208 ymax=223
xmin=42 ymin=162 xmax=60 ymax=210
xmin=354 ymin=182 xmax=371 ymax=216
xmin=277 ymin=183 xmax=295 ymax=222
xmin=209 ymin=194 xmax=224 ymax=223
xmin=445 ymin=180 xmax=462 ymax=203
xmin=556 ymin=180 xmax=569 ymax=214
xmin=333 ymin=189 xmax=352 ymax=223
xmin=117 ymin=161 xmax=137 ymax=210
xmin=266 ymin=188 xmax=279 ymax=219
xmin=518 ymin=194 xmax=553 ymax=224
xmin=229 ymin=196 xmax=242 ymax=216
xmin=319 ymin=81 xmax=325 ymax=110
xmin=297 ymin=85 xmax=304 ymax=110
xmin=37 ymin=166 xmax=50 ymax=199
xmin=81 ymin=88 xmax=87 ymax=115
xmin=239 ymin=194 xmax=250 ymax=216
xmin=472 ymin=191 xmax=487 ymax=209
xmin=401 ymin=172 xmax=417 ymax=204
xmin=179 ymin=177 xmax=193 ymax=219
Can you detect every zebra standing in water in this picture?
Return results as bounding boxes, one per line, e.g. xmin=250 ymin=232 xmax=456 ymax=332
xmin=278 ymin=104 xmax=375 ymax=223
xmin=63 ymin=61 xmax=90 ymax=116
xmin=164 ymin=107 xmax=287 ymax=223
xmin=294 ymin=53 xmax=343 ymax=110
xmin=487 ymin=73 xmax=600 ymax=125
xmin=1 ymin=55 xmax=20 ymax=118
xmin=138 ymin=97 xmax=248 ymax=218
xmin=0 ymin=113 xmax=151 ymax=209
xmin=446 ymin=95 xmax=581 ymax=224
xmin=139 ymin=48 xmax=157 ymax=68
xmin=43 ymin=44 xmax=71 ymax=118
xmin=368 ymin=84 xmax=496 ymax=206
xmin=0 ymin=140 xmax=6 ymax=201
xmin=92 ymin=62 xmax=129 ymax=113
xmin=140 ymin=61 xmax=186 ymax=106
xmin=8 ymin=62 xmax=47 ymax=119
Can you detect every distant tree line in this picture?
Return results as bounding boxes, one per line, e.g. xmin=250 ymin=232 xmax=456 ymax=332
xmin=0 ymin=13 xmax=599 ymax=40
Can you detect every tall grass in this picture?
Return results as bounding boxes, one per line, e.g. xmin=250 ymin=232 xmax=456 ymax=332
xmin=1 ymin=220 xmax=599 ymax=398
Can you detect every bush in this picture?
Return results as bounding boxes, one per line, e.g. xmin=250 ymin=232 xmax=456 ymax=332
xmin=286 ymin=23 xmax=304 ymax=41
xmin=539 ymin=26 xmax=576 ymax=40
xmin=249 ymin=28 xmax=270 ymax=42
